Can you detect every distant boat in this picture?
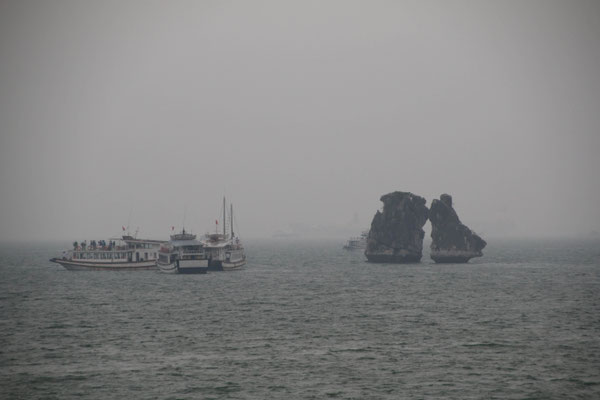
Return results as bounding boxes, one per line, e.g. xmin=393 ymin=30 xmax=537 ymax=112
xmin=50 ymin=235 xmax=164 ymax=271
xmin=156 ymin=229 xmax=208 ymax=274
xmin=203 ymin=197 xmax=246 ymax=271
xmin=343 ymin=231 xmax=368 ymax=250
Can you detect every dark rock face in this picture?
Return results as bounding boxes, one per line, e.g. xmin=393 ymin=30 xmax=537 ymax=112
xmin=365 ymin=191 xmax=429 ymax=263
xmin=429 ymin=194 xmax=486 ymax=263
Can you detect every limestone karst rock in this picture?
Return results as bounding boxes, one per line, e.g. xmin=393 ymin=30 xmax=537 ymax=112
xmin=429 ymin=194 xmax=486 ymax=263
xmin=365 ymin=191 xmax=429 ymax=263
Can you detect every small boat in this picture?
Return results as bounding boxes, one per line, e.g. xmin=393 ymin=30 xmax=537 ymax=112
xmin=343 ymin=231 xmax=368 ymax=250
xmin=157 ymin=229 xmax=208 ymax=274
xmin=50 ymin=235 xmax=164 ymax=271
xmin=203 ymin=198 xmax=246 ymax=271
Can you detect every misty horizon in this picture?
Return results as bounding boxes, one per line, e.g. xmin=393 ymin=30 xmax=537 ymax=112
xmin=1 ymin=1 xmax=599 ymax=242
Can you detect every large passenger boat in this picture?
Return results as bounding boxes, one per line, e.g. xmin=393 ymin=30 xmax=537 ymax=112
xmin=156 ymin=229 xmax=208 ymax=274
xmin=50 ymin=235 xmax=164 ymax=271
xmin=203 ymin=198 xmax=246 ymax=271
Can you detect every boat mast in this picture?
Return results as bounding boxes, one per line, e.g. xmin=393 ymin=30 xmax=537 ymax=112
xmin=223 ymin=196 xmax=226 ymax=237
xmin=230 ymin=203 xmax=234 ymax=238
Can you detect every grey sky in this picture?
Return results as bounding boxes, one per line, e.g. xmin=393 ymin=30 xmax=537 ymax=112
xmin=1 ymin=0 xmax=599 ymax=241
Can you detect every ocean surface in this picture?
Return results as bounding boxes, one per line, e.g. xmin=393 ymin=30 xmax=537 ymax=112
xmin=1 ymin=238 xmax=599 ymax=399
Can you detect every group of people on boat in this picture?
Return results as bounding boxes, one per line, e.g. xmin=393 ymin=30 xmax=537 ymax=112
xmin=72 ymin=240 xmax=119 ymax=251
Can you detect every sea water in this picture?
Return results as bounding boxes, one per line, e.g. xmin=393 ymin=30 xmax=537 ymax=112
xmin=1 ymin=238 xmax=599 ymax=399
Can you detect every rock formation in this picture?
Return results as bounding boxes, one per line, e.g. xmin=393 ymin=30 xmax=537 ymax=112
xmin=365 ymin=191 xmax=429 ymax=263
xmin=429 ymin=194 xmax=486 ymax=263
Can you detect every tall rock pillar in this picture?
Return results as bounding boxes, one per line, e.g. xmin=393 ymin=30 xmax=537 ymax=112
xmin=429 ymin=194 xmax=486 ymax=263
xmin=365 ymin=191 xmax=429 ymax=263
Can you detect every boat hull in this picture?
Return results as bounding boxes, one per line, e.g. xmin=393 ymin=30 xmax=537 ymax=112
xmin=50 ymin=258 xmax=157 ymax=271
xmin=207 ymin=259 xmax=223 ymax=271
xmin=222 ymin=257 xmax=246 ymax=270
xmin=157 ymin=259 xmax=208 ymax=274
xmin=343 ymin=245 xmax=366 ymax=250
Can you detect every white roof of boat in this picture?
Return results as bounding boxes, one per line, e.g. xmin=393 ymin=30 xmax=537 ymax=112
xmin=170 ymin=239 xmax=202 ymax=247
xmin=125 ymin=238 xmax=165 ymax=243
xmin=108 ymin=237 xmax=165 ymax=243
xmin=201 ymin=240 xmax=231 ymax=248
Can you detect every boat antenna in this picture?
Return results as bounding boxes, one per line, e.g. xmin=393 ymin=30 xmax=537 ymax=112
xmin=182 ymin=205 xmax=187 ymax=232
xmin=127 ymin=206 xmax=133 ymax=235
xmin=233 ymin=207 xmax=242 ymax=239
xmin=223 ymin=196 xmax=226 ymax=237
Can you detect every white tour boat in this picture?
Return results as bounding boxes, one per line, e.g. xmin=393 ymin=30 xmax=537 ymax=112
xmin=157 ymin=229 xmax=208 ymax=274
xmin=203 ymin=198 xmax=246 ymax=271
xmin=50 ymin=235 xmax=164 ymax=271
xmin=343 ymin=230 xmax=369 ymax=250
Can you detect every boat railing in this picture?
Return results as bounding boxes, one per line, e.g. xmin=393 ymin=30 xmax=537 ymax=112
xmin=181 ymin=248 xmax=204 ymax=254
xmin=72 ymin=251 xmax=131 ymax=255
xmin=70 ymin=246 xmax=129 ymax=252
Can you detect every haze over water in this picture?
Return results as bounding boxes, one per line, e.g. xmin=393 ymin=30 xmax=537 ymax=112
xmin=1 ymin=239 xmax=600 ymax=399
xmin=1 ymin=1 xmax=599 ymax=241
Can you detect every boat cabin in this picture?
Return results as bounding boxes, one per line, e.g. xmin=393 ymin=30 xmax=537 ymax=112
xmin=69 ymin=236 xmax=164 ymax=263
